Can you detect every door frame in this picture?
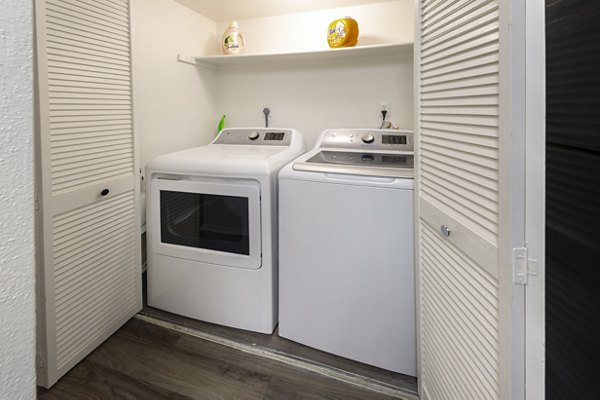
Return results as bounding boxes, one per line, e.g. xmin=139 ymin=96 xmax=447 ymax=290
xmin=524 ymin=0 xmax=546 ymax=398
xmin=504 ymin=0 xmax=546 ymax=398
xmin=497 ymin=0 xmax=547 ymax=398
xmin=500 ymin=0 xmax=526 ymax=398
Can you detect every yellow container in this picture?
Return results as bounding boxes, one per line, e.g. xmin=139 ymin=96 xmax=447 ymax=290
xmin=327 ymin=17 xmax=359 ymax=48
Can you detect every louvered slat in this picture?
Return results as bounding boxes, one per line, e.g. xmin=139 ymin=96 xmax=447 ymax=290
xmin=420 ymin=222 xmax=500 ymax=400
xmin=48 ymin=0 xmax=129 ymax=24
xmin=422 ymin=34 xmax=499 ymax=70
xmin=47 ymin=40 xmax=130 ymax=63
xmin=419 ymin=0 xmax=500 ymax=245
xmin=422 ymin=1 xmax=497 ymax=42
xmin=55 ymin=245 xmax=134 ymax=315
xmin=51 ymin=132 xmax=132 ymax=147
xmin=54 ymin=247 xmax=135 ymax=317
xmin=50 ymin=128 xmax=132 ymax=140
xmin=44 ymin=0 xmax=132 ymax=197
xmin=52 ymin=191 xmax=137 ymax=369
xmin=46 ymin=12 xmax=130 ymax=43
xmin=48 ymin=60 xmax=131 ymax=77
xmin=54 ymin=227 xmax=134 ymax=285
xmin=48 ymin=51 xmax=130 ymax=71
xmin=50 ymin=116 xmax=131 ymax=125
xmin=51 ymin=142 xmax=132 ymax=159
xmin=418 ymin=0 xmax=502 ymax=398
xmin=53 ymin=158 xmax=133 ymax=181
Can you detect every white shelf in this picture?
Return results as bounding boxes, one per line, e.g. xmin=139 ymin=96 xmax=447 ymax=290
xmin=178 ymin=43 xmax=413 ymax=69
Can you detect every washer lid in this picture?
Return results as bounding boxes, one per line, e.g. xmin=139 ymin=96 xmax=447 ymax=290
xmin=293 ymin=150 xmax=414 ymax=178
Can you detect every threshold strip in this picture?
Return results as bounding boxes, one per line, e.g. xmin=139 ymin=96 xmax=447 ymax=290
xmin=134 ymin=314 xmax=419 ymax=400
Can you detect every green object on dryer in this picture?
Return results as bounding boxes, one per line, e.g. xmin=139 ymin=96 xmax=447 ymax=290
xmin=217 ymin=115 xmax=225 ymax=135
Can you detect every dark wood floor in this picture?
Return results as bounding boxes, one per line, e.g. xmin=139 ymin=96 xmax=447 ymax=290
xmin=140 ymin=306 xmax=418 ymax=394
xmin=37 ymin=318 xmax=406 ymax=399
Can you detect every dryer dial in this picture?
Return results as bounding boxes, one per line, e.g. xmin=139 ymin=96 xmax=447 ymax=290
xmin=248 ymin=132 xmax=260 ymax=140
xmin=362 ymin=134 xmax=375 ymax=144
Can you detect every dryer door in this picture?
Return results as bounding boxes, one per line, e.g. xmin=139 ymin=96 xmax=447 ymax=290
xmin=150 ymin=177 xmax=262 ymax=270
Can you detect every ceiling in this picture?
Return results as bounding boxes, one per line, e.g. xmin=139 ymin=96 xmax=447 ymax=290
xmin=173 ymin=0 xmax=391 ymax=22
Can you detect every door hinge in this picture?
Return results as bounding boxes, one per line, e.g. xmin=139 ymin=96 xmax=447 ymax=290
xmin=513 ymin=246 xmax=538 ymax=285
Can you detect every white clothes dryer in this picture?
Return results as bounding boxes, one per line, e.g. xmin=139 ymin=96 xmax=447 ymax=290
xmin=278 ymin=129 xmax=416 ymax=375
xmin=146 ymin=128 xmax=304 ymax=333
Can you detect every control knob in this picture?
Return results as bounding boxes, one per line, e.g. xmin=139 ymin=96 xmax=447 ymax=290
xmin=248 ymin=132 xmax=260 ymax=140
xmin=362 ymin=134 xmax=375 ymax=144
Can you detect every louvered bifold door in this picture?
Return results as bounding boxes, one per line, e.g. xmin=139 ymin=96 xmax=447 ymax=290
xmin=416 ymin=1 xmax=508 ymax=399
xmin=35 ymin=0 xmax=141 ymax=388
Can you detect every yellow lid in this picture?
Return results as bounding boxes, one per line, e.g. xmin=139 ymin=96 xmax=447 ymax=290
xmin=327 ymin=17 xmax=359 ymax=48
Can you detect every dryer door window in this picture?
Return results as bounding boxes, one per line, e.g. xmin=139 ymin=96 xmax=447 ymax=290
xmin=151 ymin=177 xmax=262 ymax=270
xmin=160 ymin=190 xmax=250 ymax=255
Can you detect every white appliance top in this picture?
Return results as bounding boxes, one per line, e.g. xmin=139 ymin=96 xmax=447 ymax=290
xmin=147 ymin=128 xmax=305 ymax=176
xmin=291 ymin=129 xmax=414 ymax=178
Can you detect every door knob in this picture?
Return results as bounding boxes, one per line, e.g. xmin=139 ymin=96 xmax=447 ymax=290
xmin=440 ymin=225 xmax=451 ymax=237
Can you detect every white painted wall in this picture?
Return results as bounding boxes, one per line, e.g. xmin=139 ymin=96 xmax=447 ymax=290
xmin=131 ymin=0 xmax=218 ymax=224
xmin=0 ymin=1 xmax=36 ymax=399
xmin=215 ymin=54 xmax=413 ymax=146
xmin=212 ymin=0 xmax=415 ymax=146
xmin=215 ymin=1 xmax=414 ymax=54
xmin=175 ymin=0 xmax=401 ymax=22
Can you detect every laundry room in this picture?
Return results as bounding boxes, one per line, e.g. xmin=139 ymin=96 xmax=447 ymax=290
xmin=32 ymin=0 xmax=423 ymax=397
xmin=133 ymin=0 xmax=415 ymax=233
xmin=133 ymin=0 xmax=414 ymax=175
xmin=2 ymin=0 xmax=559 ymax=399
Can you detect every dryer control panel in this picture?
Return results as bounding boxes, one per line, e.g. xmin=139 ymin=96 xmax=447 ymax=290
xmin=319 ymin=129 xmax=413 ymax=152
xmin=214 ymin=128 xmax=293 ymax=146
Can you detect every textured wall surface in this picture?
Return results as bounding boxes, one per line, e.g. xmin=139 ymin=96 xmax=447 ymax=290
xmin=0 ymin=0 xmax=36 ymax=398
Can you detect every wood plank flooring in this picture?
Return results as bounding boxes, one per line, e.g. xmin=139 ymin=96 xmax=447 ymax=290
xmin=37 ymin=318 xmax=406 ymax=399
xmin=140 ymin=306 xmax=418 ymax=394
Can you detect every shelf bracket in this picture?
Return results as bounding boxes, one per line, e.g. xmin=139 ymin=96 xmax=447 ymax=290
xmin=177 ymin=54 xmax=197 ymax=65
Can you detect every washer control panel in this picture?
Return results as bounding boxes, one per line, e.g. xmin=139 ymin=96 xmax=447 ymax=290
xmin=214 ymin=128 xmax=293 ymax=146
xmin=320 ymin=129 xmax=413 ymax=152
xmin=306 ymin=151 xmax=414 ymax=168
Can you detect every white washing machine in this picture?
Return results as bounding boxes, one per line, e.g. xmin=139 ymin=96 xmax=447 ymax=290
xmin=146 ymin=128 xmax=304 ymax=334
xmin=278 ymin=128 xmax=416 ymax=375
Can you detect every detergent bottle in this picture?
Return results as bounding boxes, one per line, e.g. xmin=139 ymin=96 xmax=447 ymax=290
xmin=327 ymin=17 xmax=359 ymax=48
xmin=222 ymin=21 xmax=245 ymax=55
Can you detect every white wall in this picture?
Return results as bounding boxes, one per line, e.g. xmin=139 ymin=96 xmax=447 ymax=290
xmin=213 ymin=0 xmax=415 ymax=146
xmin=0 ymin=1 xmax=36 ymax=399
xmin=132 ymin=0 xmax=219 ymax=224
xmin=215 ymin=54 xmax=413 ymax=146
xmin=215 ymin=1 xmax=414 ymax=54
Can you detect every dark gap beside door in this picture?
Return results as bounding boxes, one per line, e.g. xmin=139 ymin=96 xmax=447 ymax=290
xmin=546 ymin=0 xmax=600 ymax=398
